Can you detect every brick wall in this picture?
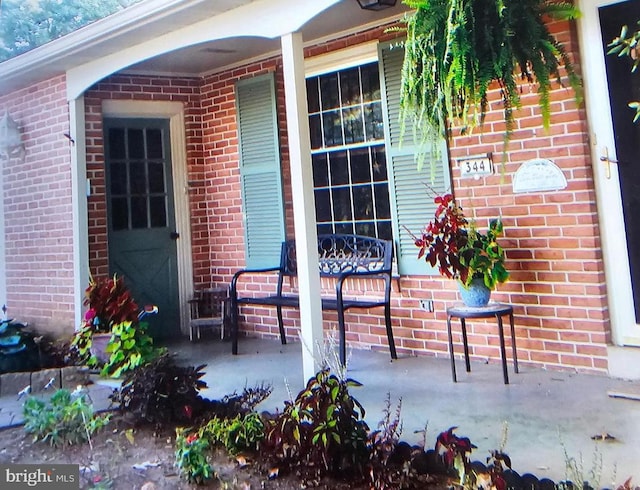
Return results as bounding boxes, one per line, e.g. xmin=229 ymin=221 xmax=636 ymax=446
xmin=84 ymin=20 xmax=610 ymax=373
xmin=0 ymin=75 xmax=76 ymax=336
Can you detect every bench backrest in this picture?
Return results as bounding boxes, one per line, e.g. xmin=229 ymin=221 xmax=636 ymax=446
xmin=280 ymin=234 xmax=392 ymax=277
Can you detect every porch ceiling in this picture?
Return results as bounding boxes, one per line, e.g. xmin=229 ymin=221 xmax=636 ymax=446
xmin=124 ymin=1 xmax=409 ymax=76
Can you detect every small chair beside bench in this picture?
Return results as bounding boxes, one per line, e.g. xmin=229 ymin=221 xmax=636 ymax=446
xmin=230 ymin=234 xmax=397 ymax=365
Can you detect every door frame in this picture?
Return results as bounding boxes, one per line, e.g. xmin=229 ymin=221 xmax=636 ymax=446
xmin=577 ymin=0 xmax=640 ymax=347
xmin=102 ymin=99 xmax=194 ymax=335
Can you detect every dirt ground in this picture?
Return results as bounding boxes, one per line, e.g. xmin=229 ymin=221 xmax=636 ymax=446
xmin=0 ymin=420 xmax=387 ymax=490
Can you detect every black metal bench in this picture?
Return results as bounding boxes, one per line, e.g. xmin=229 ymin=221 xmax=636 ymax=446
xmin=230 ymin=234 xmax=397 ymax=365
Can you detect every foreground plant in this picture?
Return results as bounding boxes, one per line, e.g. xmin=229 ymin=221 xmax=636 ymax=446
xmin=435 ymin=426 xmax=476 ymax=484
xmin=264 ymin=368 xmax=369 ymax=483
xmin=367 ymin=395 xmax=410 ymax=490
xmin=199 ymin=412 xmax=265 ymax=455
xmin=23 ymin=388 xmax=110 ymax=447
xmin=175 ymin=428 xmax=214 ymax=485
xmin=110 ymin=353 xmax=208 ymax=426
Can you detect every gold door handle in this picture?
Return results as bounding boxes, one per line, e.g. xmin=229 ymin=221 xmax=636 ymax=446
xmin=599 ymin=147 xmax=619 ymax=179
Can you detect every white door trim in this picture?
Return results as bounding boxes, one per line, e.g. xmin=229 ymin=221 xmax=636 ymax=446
xmin=102 ymin=99 xmax=194 ymax=335
xmin=577 ymin=0 xmax=640 ymax=346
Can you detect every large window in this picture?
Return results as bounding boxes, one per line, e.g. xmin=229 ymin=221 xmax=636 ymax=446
xmin=306 ymin=63 xmax=392 ymax=240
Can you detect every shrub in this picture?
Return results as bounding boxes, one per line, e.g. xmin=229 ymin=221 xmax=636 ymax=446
xmin=109 ymin=353 xmax=207 ymax=426
xmin=263 ymin=368 xmax=369 ymax=482
xmin=199 ymin=412 xmax=265 ymax=455
xmin=23 ymin=388 xmax=110 ymax=447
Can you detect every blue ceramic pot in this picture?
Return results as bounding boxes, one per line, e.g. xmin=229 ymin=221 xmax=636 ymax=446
xmin=458 ymin=277 xmax=491 ymax=307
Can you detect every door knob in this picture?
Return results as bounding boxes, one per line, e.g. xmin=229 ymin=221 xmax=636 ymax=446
xmin=599 ymin=147 xmax=619 ymax=179
xmin=170 ymin=231 xmax=180 ymax=240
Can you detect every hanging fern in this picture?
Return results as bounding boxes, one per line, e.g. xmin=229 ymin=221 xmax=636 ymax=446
xmin=398 ymin=0 xmax=583 ymax=157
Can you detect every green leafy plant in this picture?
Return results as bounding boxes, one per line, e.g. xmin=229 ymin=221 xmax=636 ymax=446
xmin=174 ymin=428 xmax=214 ymax=485
xmin=110 ymin=353 xmax=208 ymax=426
xmin=264 ymin=368 xmax=369 ymax=482
xmin=608 ymin=21 xmax=640 ymax=123
xmin=100 ymin=319 xmax=160 ymax=377
xmin=199 ymin=412 xmax=265 ymax=455
xmin=397 ymin=0 xmax=582 ymax=160
xmin=409 ymin=192 xmax=509 ymax=288
xmin=22 ymin=388 xmax=110 ymax=447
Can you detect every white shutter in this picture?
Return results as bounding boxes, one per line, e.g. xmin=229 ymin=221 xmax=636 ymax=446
xmin=379 ymin=42 xmax=452 ymax=275
xmin=236 ymin=74 xmax=285 ymax=268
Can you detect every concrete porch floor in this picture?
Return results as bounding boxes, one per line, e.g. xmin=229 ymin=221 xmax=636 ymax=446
xmin=169 ymin=336 xmax=640 ymax=486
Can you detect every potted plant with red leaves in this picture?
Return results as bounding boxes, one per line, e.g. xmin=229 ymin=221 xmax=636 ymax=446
xmin=71 ymin=274 xmax=161 ymax=376
xmin=410 ymin=193 xmax=509 ymax=306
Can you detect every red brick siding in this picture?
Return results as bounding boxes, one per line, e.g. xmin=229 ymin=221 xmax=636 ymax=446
xmin=0 ymin=74 xmax=75 ymax=335
xmin=83 ymin=20 xmax=609 ymax=373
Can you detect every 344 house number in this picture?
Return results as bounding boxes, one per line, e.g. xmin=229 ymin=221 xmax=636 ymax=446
xmin=459 ymin=154 xmax=493 ymax=178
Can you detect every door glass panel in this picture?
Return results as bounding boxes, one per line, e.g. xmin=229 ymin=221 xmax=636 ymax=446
xmin=146 ymin=129 xmax=163 ymax=159
xmin=150 ymin=196 xmax=167 ymax=227
xmin=148 ymin=163 xmax=165 ymax=194
xmin=111 ymin=198 xmax=128 ymax=231
xmin=130 ymin=162 xmax=146 ymax=194
xmin=108 ymin=128 xmax=126 ymax=159
xmin=131 ymin=196 xmax=148 ymax=228
xmin=128 ymin=129 xmax=145 ymax=159
xmin=110 ymin=162 xmax=127 ymax=195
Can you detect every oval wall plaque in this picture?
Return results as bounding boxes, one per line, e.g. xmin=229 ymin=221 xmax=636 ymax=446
xmin=512 ymin=158 xmax=567 ymax=193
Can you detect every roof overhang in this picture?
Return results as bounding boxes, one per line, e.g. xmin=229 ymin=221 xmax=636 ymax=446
xmin=0 ymin=0 xmax=408 ymax=99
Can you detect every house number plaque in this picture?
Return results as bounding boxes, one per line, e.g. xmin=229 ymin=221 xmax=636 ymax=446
xmin=458 ymin=153 xmax=493 ymax=179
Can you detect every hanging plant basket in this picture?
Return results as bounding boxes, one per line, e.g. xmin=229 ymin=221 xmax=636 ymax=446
xmin=397 ymin=0 xmax=583 ymax=159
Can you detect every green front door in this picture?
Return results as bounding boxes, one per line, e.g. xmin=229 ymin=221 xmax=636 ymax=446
xmin=104 ymin=118 xmax=180 ymax=339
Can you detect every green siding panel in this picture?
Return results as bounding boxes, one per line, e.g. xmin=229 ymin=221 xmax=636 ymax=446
xmin=379 ymin=43 xmax=452 ymax=275
xmin=236 ymin=74 xmax=285 ymax=268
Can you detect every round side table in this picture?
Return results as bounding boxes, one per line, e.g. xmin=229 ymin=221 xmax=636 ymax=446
xmin=446 ymin=302 xmax=519 ymax=384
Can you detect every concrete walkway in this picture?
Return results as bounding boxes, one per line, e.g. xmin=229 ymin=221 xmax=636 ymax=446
xmin=170 ymin=337 xmax=640 ymax=486
xmin=1 ymin=337 xmax=639 ymax=486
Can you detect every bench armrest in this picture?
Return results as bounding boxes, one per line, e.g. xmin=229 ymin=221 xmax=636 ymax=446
xmin=335 ymin=269 xmax=392 ymax=303
xmin=230 ymin=267 xmax=282 ymax=298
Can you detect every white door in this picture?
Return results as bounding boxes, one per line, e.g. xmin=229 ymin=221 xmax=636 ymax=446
xmin=578 ymin=0 xmax=640 ymax=346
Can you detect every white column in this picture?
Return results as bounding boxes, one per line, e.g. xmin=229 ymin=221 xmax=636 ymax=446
xmin=281 ymin=31 xmax=323 ymax=382
xmin=69 ymin=97 xmax=89 ymax=330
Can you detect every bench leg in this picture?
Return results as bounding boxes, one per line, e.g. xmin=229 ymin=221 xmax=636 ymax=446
xmin=276 ymin=306 xmax=287 ymax=345
xmin=384 ymin=302 xmax=397 ymax=360
xmin=337 ymin=307 xmax=347 ymax=367
xmin=231 ymin=299 xmax=239 ymax=355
